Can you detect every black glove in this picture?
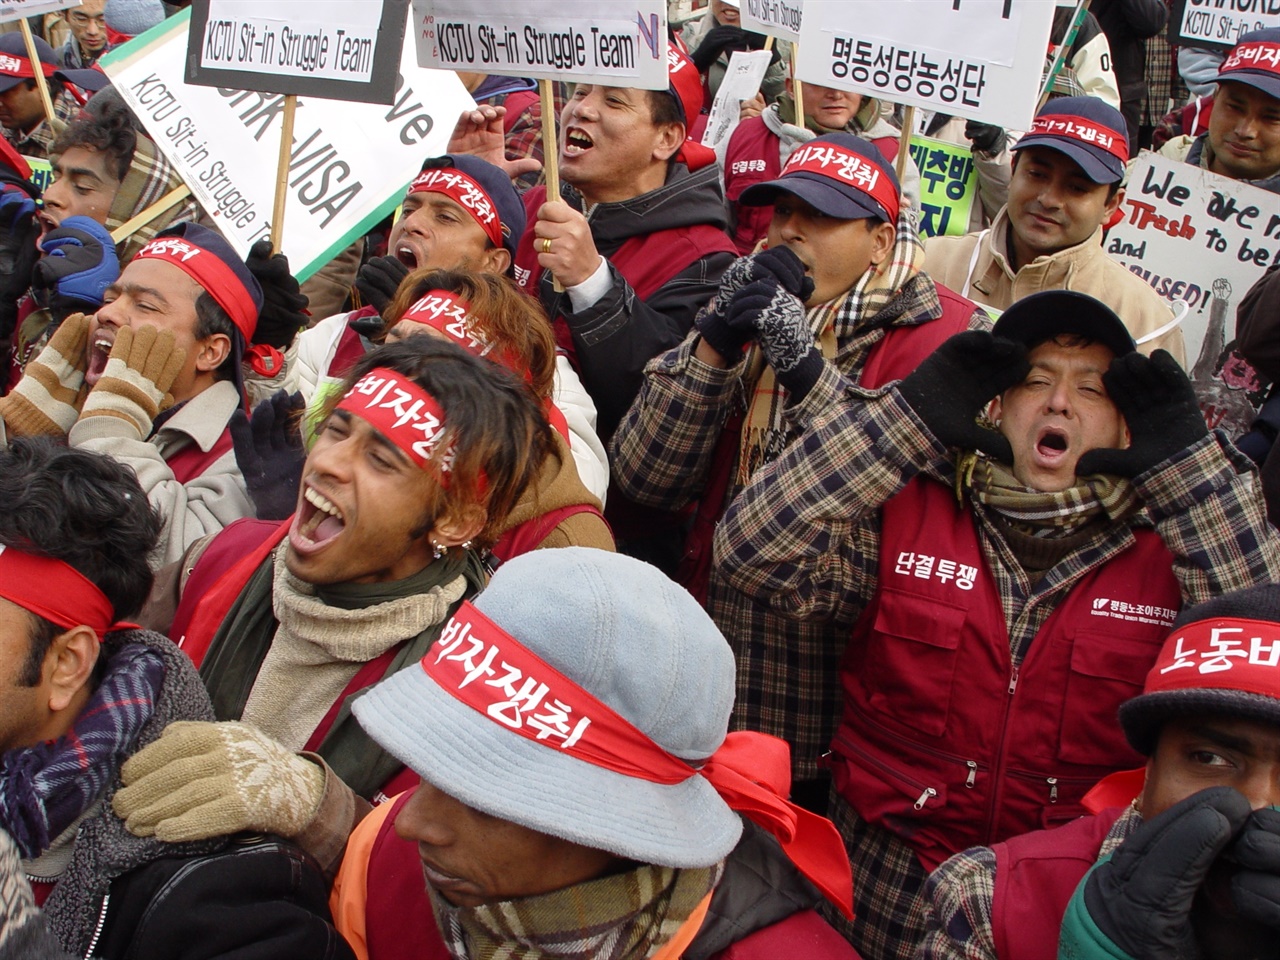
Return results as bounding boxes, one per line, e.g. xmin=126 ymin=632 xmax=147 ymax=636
xmin=691 ymin=24 xmax=752 ymax=71
xmin=245 ymin=239 xmax=308 ymax=350
xmin=0 ymin=173 xmax=39 ymax=342
xmin=694 ymin=302 xmax=752 ymax=364
xmin=30 ymin=216 xmax=119 ymax=323
xmin=354 ymin=255 xmax=410 ymax=317
xmin=726 ymin=279 xmax=823 ymax=401
xmin=896 ymin=330 xmax=1028 ymax=461
xmin=698 ymin=247 xmax=814 ymax=365
xmin=1073 ymin=787 xmax=1251 ymax=958
xmin=230 ymin=390 xmax=307 ymax=521
xmin=964 ymin=119 xmax=1008 ymax=155
xmin=1076 ymin=350 xmax=1208 ymax=478
xmin=1227 ymin=806 xmax=1280 ymax=930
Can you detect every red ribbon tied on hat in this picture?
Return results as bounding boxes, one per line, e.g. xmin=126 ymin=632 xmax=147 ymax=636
xmin=0 ymin=543 xmax=134 ymax=637
xmin=407 ymin=169 xmax=504 ymax=249
xmin=1222 ymin=41 xmax=1280 ymax=77
xmin=1027 ymin=115 xmax=1129 ymax=164
xmin=783 ymin=141 xmax=901 ymax=224
xmin=1143 ymin=617 xmax=1280 ymax=698
xmin=134 ymin=236 xmax=259 ymax=344
xmin=422 ymin=602 xmax=855 ymax=918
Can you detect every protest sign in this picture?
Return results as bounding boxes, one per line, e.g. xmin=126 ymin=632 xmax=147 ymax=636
xmin=702 ymin=49 xmax=772 ymax=149
xmin=411 ymin=0 xmax=668 ymax=90
xmin=796 ymin=0 xmax=1056 ymax=131
xmin=1105 ymin=151 xmax=1279 ymax=434
xmin=740 ymin=0 xmax=802 ymax=45
xmin=100 ymin=8 xmax=474 ymax=283
xmin=907 ymin=135 xmax=977 ymax=238
xmin=186 ymin=0 xmax=409 ymax=104
xmin=1169 ymin=0 xmax=1280 ymax=53
xmin=0 ymin=0 xmax=78 ymax=22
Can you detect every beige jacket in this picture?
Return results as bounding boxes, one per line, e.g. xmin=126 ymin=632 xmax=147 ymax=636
xmin=924 ymin=208 xmax=1186 ymax=364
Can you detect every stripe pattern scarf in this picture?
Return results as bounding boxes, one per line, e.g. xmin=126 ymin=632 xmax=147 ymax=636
xmin=0 ymin=642 xmax=164 ymax=857
xmin=431 ymin=862 xmax=721 ymax=960
xmin=962 ymin=455 xmax=1139 ymax=536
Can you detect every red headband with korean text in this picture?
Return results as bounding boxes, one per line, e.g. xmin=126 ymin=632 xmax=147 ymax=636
xmin=336 ymin=367 xmax=453 ymax=476
xmin=783 ymin=141 xmax=900 ymax=223
xmin=422 ymin=601 xmax=855 ymax=918
xmin=401 ymin=290 xmax=529 ymax=382
xmin=1027 ymin=115 xmax=1129 ymax=163
xmin=407 ymin=169 xmax=504 ymax=249
xmin=1144 ymin=617 xmax=1280 ymax=696
xmin=1222 ymin=42 xmax=1280 ymax=77
xmin=0 ymin=52 xmax=56 ymax=81
xmin=0 ymin=543 xmax=132 ymax=636
xmin=133 ymin=236 xmax=259 ymax=343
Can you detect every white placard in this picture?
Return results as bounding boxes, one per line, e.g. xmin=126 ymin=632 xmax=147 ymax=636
xmin=1106 ymin=151 xmax=1280 ymax=435
xmin=702 ymin=49 xmax=772 ymax=149
xmin=100 ymin=10 xmax=475 ymax=283
xmin=0 ymin=0 xmax=78 ymax=22
xmin=796 ymin=0 xmax=1056 ymax=131
xmin=1172 ymin=0 xmax=1280 ymax=51
xmin=411 ymin=0 xmax=669 ymax=90
xmin=739 ymin=0 xmax=802 ymax=45
xmin=198 ymin=1 xmax=382 ymax=84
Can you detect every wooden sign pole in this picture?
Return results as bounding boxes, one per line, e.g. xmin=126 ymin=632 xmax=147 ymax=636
xmin=896 ymin=105 xmax=916 ymax=184
xmin=110 ymin=185 xmax=192 ymax=244
xmin=539 ymin=78 xmax=564 ymax=293
xmin=17 ymin=19 xmax=55 ymax=126
xmin=269 ymin=94 xmax=298 ymax=254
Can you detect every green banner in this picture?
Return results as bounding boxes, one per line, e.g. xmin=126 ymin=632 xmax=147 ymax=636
xmin=23 ymin=156 xmax=52 ymax=195
xmin=907 ymin=135 xmax=978 ymax=239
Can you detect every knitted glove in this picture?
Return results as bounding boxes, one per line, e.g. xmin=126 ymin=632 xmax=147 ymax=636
xmin=896 ymin=330 xmax=1027 ymax=461
xmin=113 ymin=721 xmax=326 ymax=843
xmin=77 ymin=325 xmax=187 ymax=439
xmin=245 ymin=239 xmax=308 ymax=350
xmin=354 ymin=255 xmax=410 ymax=316
xmin=1058 ymin=786 xmax=1251 ymax=960
xmin=726 ymin=279 xmax=824 ymax=401
xmin=231 ymin=389 xmax=306 ymax=521
xmin=1227 ymin=806 xmax=1280 ymax=930
xmin=690 ymin=23 xmax=753 ymax=71
xmin=0 ymin=313 xmax=89 ymax=438
xmin=964 ymin=119 xmax=1008 ymax=155
xmin=30 ymin=216 xmax=119 ymax=323
xmin=697 ymin=247 xmax=815 ymax=363
xmin=1076 ymin=350 xmax=1207 ymax=479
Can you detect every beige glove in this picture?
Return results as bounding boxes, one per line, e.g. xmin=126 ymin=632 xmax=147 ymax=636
xmin=77 ymin=325 xmax=187 ymax=438
xmin=112 ymin=721 xmax=325 ymax=843
xmin=0 ymin=313 xmax=90 ymax=438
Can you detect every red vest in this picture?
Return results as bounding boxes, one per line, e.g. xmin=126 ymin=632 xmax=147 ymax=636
xmin=990 ymin=807 xmax=1126 ymax=960
xmin=723 ymin=118 xmax=901 ymax=256
xmin=512 ymin=185 xmax=738 ymax=368
xmin=833 ymin=478 xmax=1179 ymax=871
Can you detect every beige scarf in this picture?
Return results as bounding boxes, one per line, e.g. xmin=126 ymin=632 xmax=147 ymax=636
xmin=960 ymin=454 xmax=1140 ymax=537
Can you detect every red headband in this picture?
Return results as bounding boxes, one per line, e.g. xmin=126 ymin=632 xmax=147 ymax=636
xmin=783 ymin=141 xmax=900 ymax=223
xmin=400 ymin=290 xmax=529 ymax=382
xmin=133 ymin=236 xmax=259 ymax=343
xmin=1222 ymin=41 xmax=1280 ymax=76
xmin=424 ymin=601 xmax=855 ymax=918
xmin=1027 ymin=115 xmax=1129 ymax=163
xmin=336 ymin=367 xmax=453 ymax=475
xmin=0 ymin=543 xmax=130 ymax=637
xmin=407 ymin=169 xmax=504 ymax=249
xmin=1144 ymin=617 xmax=1280 ymax=696
xmin=0 ymin=52 xmax=56 ymax=80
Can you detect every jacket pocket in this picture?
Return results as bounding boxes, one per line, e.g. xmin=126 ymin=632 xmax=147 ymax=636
xmin=1057 ymin=629 xmax=1160 ymax=766
xmin=863 ymin=589 xmax=967 ymax=738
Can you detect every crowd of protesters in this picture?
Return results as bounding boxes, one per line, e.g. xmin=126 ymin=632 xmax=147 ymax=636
xmin=0 ymin=0 xmax=1279 ymax=957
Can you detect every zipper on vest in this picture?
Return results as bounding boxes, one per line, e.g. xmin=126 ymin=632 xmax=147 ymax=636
xmin=84 ymin=893 xmax=110 ymax=959
xmin=913 ymin=787 xmax=937 ymax=810
xmin=965 ymin=761 xmax=978 ymax=788
xmin=1047 ymin=777 xmax=1059 ymax=804
xmin=1008 ymin=667 xmax=1019 ymax=695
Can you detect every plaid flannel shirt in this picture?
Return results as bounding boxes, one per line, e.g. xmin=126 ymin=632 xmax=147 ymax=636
xmin=611 ymin=273 xmax=985 ymax=783
xmin=714 ymin=384 xmax=1280 ymax=960
xmin=917 ymin=806 xmax=1140 ymax=959
xmin=2 ymin=86 xmax=80 ymax=160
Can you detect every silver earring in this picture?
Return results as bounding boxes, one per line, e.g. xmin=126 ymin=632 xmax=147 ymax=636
xmin=461 ymin=540 xmax=474 ymax=551
xmin=431 ymin=540 xmax=447 ymax=560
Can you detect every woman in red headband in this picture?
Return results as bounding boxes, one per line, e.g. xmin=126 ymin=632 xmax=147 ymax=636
xmin=382 ymin=268 xmax=613 ymax=561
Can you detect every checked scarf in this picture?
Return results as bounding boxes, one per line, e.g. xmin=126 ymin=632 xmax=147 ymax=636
xmin=961 ymin=454 xmax=1139 ymax=537
xmin=430 ymin=861 xmax=721 ymax=960
xmin=0 ymin=643 xmax=165 ymax=858
xmin=737 ymin=204 xmax=927 ymax=485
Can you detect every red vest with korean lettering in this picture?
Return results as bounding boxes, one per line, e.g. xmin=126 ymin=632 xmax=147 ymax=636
xmin=989 ymin=807 xmax=1126 ymax=960
xmin=831 ymin=477 xmax=1179 ymax=872
xmin=723 ymin=117 xmax=901 ymax=256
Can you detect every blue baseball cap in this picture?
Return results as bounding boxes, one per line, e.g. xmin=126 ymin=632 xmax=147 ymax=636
xmin=1215 ymin=28 xmax=1280 ymax=102
xmin=1011 ymin=96 xmax=1130 ymax=184
xmin=408 ymin=155 xmax=525 ymax=256
xmin=739 ymin=132 xmax=901 ymax=223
